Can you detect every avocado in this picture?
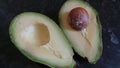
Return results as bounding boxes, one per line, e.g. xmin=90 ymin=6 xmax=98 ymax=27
xmin=9 ymin=12 xmax=75 ymax=68
xmin=59 ymin=0 xmax=103 ymax=63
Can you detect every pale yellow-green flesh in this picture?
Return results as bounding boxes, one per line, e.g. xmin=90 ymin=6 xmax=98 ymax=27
xmin=10 ymin=12 xmax=75 ymax=68
xmin=59 ymin=0 xmax=102 ymax=63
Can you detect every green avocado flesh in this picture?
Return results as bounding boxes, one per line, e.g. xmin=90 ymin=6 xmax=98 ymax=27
xmin=59 ymin=0 xmax=103 ymax=63
xmin=9 ymin=12 xmax=75 ymax=68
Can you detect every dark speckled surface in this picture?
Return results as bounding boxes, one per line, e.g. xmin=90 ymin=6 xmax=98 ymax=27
xmin=0 ymin=0 xmax=120 ymax=68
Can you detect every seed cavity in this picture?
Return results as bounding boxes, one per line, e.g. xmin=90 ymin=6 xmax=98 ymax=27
xmin=34 ymin=23 xmax=50 ymax=46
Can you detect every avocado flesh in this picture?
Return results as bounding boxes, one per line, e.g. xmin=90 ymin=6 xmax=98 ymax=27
xmin=9 ymin=12 xmax=75 ymax=68
xmin=59 ymin=0 xmax=102 ymax=63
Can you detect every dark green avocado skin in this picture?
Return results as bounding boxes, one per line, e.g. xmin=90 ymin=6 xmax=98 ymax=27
xmin=0 ymin=0 xmax=120 ymax=68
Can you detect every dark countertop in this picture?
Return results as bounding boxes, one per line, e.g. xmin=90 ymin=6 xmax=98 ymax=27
xmin=0 ymin=0 xmax=120 ymax=68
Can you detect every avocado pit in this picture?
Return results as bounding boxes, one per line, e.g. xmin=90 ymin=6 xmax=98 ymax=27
xmin=68 ymin=7 xmax=89 ymax=30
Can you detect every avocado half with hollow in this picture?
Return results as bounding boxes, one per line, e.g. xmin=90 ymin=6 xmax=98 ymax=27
xmin=9 ymin=12 xmax=75 ymax=68
xmin=59 ymin=0 xmax=103 ymax=63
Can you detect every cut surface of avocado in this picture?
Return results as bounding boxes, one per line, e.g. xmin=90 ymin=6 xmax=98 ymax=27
xmin=59 ymin=0 xmax=102 ymax=63
xmin=9 ymin=12 xmax=75 ymax=68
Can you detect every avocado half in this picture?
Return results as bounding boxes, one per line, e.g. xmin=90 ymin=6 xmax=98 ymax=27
xmin=9 ymin=12 xmax=75 ymax=68
xmin=59 ymin=0 xmax=103 ymax=63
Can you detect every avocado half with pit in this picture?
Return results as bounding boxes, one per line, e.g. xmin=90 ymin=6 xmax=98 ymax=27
xmin=59 ymin=0 xmax=103 ymax=63
xmin=9 ymin=12 xmax=75 ymax=68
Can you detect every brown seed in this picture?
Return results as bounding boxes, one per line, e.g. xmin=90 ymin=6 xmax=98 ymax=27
xmin=68 ymin=7 xmax=89 ymax=30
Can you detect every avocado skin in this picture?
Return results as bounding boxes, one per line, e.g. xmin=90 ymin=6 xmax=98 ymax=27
xmin=9 ymin=12 xmax=75 ymax=68
xmin=59 ymin=0 xmax=103 ymax=64
xmin=92 ymin=15 xmax=103 ymax=64
xmin=89 ymin=14 xmax=103 ymax=64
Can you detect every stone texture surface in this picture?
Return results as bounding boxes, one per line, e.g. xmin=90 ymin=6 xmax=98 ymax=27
xmin=0 ymin=0 xmax=120 ymax=68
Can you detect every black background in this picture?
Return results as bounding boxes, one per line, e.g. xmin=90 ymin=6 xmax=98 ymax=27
xmin=0 ymin=0 xmax=120 ymax=68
